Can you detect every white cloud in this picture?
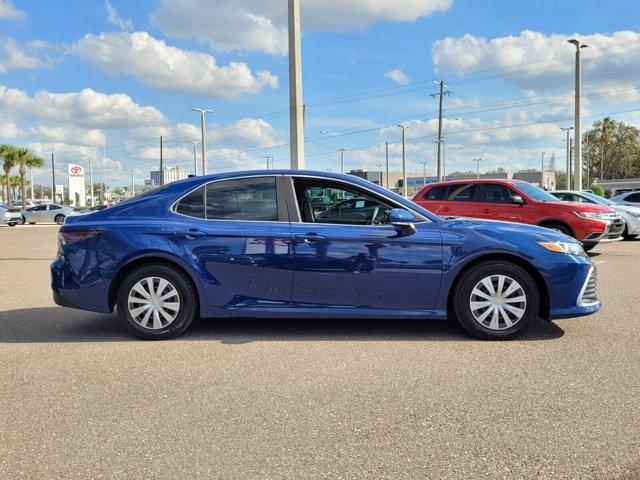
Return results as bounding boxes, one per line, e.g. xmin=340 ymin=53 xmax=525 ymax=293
xmin=0 ymin=85 xmax=166 ymax=128
xmin=105 ymin=1 xmax=133 ymax=31
xmin=152 ymin=0 xmax=453 ymax=54
xmin=0 ymin=0 xmax=24 ymax=20
xmin=432 ymin=30 xmax=640 ymax=91
xmin=0 ymin=121 xmax=23 ymax=138
xmin=385 ymin=69 xmax=411 ymax=86
xmin=0 ymin=38 xmax=41 ymax=72
xmin=74 ymin=31 xmax=278 ymax=97
xmin=29 ymin=125 xmax=106 ymax=147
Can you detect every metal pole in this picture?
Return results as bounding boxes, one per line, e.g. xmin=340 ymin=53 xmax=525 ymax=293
xmin=385 ymin=142 xmax=389 ymax=189
xmin=159 ymin=136 xmax=164 ymax=185
xmin=340 ymin=148 xmax=345 ymax=174
xmin=561 ymin=127 xmax=573 ymax=189
xmin=29 ymin=167 xmax=34 ymax=200
xmin=84 ymin=154 xmax=94 ymax=207
xmin=103 ymin=153 xmax=107 ymax=204
xmin=263 ymin=155 xmax=272 ymax=169
xmin=376 ymin=163 xmax=383 ymax=185
xmin=131 ymin=170 xmax=135 ymax=198
xmin=51 ymin=153 xmax=56 ymax=202
xmin=569 ymin=39 xmax=587 ymax=190
xmin=398 ymin=125 xmax=407 ymax=197
xmin=541 ymin=152 xmax=546 ymax=190
xmin=431 ymin=81 xmax=450 ymax=181
xmin=420 ymin=161 xmax=427 ymax=185
xmin=288 ymin=0 xmax=305 ymax=169
xmin=189 ymin=141 xmax=199 ymax=175
xmin=473 ymin=158 xmax=481 ymax=179
xmin=192 ymin=108 xmax=212 ymax=175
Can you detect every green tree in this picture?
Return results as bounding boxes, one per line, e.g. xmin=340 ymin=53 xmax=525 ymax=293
xmin=1 ymin=144 xmax=17 ymax=203
xmin=584 ymin=118 xmax=640 ymax=181
xmin=9 ymin=175 xmax=20 ymax=202
xmin=12 ymin=148 xmax=44 ymax=209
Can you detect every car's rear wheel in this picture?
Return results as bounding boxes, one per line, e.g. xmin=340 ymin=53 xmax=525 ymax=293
xmin=54 ymin=214 xmax=65 ymax=225
xmin=452 ymin=260 xmax=540 ymax=340
xmin=116 ymin=264 xmax=197 ymax=340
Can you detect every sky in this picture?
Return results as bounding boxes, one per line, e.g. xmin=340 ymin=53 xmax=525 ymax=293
xmin=1 ymin=0 xmax=640 ymax=186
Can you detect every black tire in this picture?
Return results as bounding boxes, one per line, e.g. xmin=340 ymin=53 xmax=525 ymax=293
xmin=541 ymin=221 xmax=573 ymax=238
xmin=8 ymin=222 xmax=17 ymax=227
xmin=116 ymin=263 xmax=197 ymax=340
xmin=54 ymin=214 xmax=65 ymax=225
xmin=28 ymin=222 xmax=36 ymax=225
xmin=451 ymin=260 xmax=540 ymax=340
xmin=583 ymin=244 xmax=595 ymax=252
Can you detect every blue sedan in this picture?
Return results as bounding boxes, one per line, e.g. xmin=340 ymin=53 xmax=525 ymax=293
xmin=51 ymin=170 xmax=599 ymax=340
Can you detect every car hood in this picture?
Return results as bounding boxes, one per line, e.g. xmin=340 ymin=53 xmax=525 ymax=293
xmin=436 ymin=216 xmax=577 ymax=243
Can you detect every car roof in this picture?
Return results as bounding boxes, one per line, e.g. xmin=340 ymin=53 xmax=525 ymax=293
xmin=419 ymin=178 xmax=524 ymax=188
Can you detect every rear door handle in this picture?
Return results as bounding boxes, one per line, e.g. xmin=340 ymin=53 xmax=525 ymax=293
xmin=177 ymin=229 xmax=206 ymax=239
xmin=294 ymin=233 xmax=326 ymax=243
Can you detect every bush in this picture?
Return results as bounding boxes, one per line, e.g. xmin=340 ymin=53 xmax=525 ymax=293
xmin=591 ymin=184 xmax=605 ymax=197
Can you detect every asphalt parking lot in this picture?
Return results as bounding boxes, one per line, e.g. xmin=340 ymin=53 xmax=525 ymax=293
xmin=1 ymin=224 xmax=639 ymax=479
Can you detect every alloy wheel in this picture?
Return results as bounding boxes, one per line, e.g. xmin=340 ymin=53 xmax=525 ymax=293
xmin=469 ymin=274 xmax=527 ymax=330
xmin=127 ymin=276 xmax=181 ymax=330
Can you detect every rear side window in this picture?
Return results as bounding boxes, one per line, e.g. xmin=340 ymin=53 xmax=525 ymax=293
xmin=626 ymin=192 xmax=640 ymax=202
xmin=205 ymin=177 xmax=278 ymax=221
xmin=447 ymin=184 xmax=476 ymax=202
xmin=482 ymin=184 xmax=513 ymax=203
xmin=423 ymin=185 xmax=449 ymax=200
xmin=175 ymin=177 xmax=279 ymax=221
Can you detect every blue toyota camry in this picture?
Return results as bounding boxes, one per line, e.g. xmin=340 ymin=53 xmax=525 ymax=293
xmin=51 ymin=170 xmax=599 ymax=340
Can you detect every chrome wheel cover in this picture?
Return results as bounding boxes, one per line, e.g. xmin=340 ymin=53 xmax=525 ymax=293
xmin=128 ymin=277 xmax=180 ymax=330
xmin=470 ymin=275 xmax=527 ymax=330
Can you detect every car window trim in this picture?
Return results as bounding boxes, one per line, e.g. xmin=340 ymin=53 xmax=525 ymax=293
xmin=287 ymin=174 xmax=430 ymax=226
xmin=170 ymin=174 xmax=290 ymax=223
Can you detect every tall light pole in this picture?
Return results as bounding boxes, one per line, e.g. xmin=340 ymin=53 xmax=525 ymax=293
xmin=83 ymin=154 xmax=94 ymax=207
xmin=131 ymin=169 xmax=135 ymax=198
xmin=473 ymin=158 xmax=482 ymax=179
xmin=192 ymin=108 xmax=213 ymax=175
xmin=397 ymin=124 xmax=408 ymax=197
xmin=339 ymin=148 xmax=345 ymax=174
xmin=188 ymin=141 xmax=200 ymax=175
xmin=431 ymin=80 xmax=451 ymax=181
xmin=385 ymin=142 xmax=389 ymax=189
xmin=560 ymin=127 xmax=574 ymax=189
xmin=541 ymin=151 xmax=546 ymax=190
xmin=420 ymin=161 xmax=428 ymax=186
xmin=375 ymin=163 xmax=383 ymax=185
xmin=29 ymin=166 xmax=34 ymax=200
xmin=51 ymin=153 xmax=56 ymax=202
xmin=288 ymin=0 xmax=305 ymax=169
xmin=263 ymin=155 xmax=272 ymax=169
xmin=568 ymin=39 xmax=588 ymax=190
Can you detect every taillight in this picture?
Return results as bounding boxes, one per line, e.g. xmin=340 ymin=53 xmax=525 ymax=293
xmin=58 ymin=228 xmax=101 ymax=256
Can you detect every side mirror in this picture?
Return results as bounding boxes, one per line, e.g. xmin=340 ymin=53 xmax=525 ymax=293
xmin=510 ymin=195 xmax=525 ymax=204
xmin=389 ymin=208 xmax=416 ymax=235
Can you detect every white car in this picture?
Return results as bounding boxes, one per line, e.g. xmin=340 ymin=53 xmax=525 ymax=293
xmin=552 ymin=190 xmax=640 ymax=239
xmin=610 ymin=191 xmax=640 ymax=208
xmin=0 ymin=202 xmax=23 ymax=226
xmin=22 ymin=203 xmax=75 ymax=225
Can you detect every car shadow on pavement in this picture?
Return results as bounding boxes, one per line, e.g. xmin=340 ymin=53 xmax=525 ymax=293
xmin=0 ymin=307 xmax=564 ymax=344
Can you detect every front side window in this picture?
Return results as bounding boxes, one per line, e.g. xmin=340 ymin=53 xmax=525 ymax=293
xmin=175 ymin=177 xmax=278 ymax=221
xmin=294 ymin=179 xmax=395 ymax=225
xmin=482 ymin=184 xmax=514 ymax=203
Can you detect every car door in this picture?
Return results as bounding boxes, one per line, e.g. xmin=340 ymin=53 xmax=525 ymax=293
xmin=478 ymin=183 xmax=530 ymax=223
xmin=441 ymin=183 xmax=479 ymax=218
xmin=288 ymin=176 xmax=443 ymax=311
xmin=27 ymin=204 xmax=47 ymax=221
xmin=164 ymin=176 xmax=294 ymax=309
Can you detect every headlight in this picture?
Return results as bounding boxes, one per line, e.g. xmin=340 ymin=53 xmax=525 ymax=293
xmin=539 ymin=241 xmax=585 ymax=255
xmin=574 ymin=211 xmax=609 ymax=220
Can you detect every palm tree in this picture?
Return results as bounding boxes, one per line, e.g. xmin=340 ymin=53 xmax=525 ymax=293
xmin=13 ymin=148 xmax=43 ymax=209
xmin=592 ymin=117 xmax=617 ymax=180
xmin=9 ymin=175 xmax=20 ymax=203
xmin=0 ymin=144 xmax=17 ymax=204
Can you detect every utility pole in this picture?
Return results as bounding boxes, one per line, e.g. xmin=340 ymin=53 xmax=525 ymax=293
xmin=83 ymin=154 xmax=94 ymax=207
xmin=569 ymin=138 xmax=574 ymax=189
xmin=431 ymin=80 xmax=451 ymax=181
xmin=560 ymin=127 xmax=574 ymax=189
xmin=159 ymin=136 xmax=164 ymax=185
xmin=188 ymin=141 xmax=200 ymax=175
xmin=420 ymin=161 xmax=428 ymax=186
xmin=131 ymin=170 xmax=135 ymax=198
xmin=263 ymin=155 xmax=272 ymax=169
xmin=473 ymin=158 xmax=482 ymax=179
xmin=192 ymin=108 xmax=213 ymax=175
xmin=541 ymin=152 xmax=546 ymax=190
xmin=51 ymin=153 xmax=56 ymax=202
xmin=288 ymin=0 xmax=305 ymax=169
xmin=340 ymin=148 xmax=345 ymax=174
xmin=29 ymin=166 xmax=34 ymax=200
xmin=398 ymin=124 xmax=408 ymax=197
xmin=569 ymin=39 xmax=588 ymax=190
xmin=385 ymin=142 xmax=389 ymax=189
xmin=375 ymin=163 xmax=383 ymax=186
xmin=103 ymin=146 xmax=107 ymax=204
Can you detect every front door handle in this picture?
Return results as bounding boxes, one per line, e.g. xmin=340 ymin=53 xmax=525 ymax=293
xmin=442 ymin=207 xmax=450 ymax=212
xmin=177 ymin=229 xmax=206 ymax=239
xmin=482 ymin=209 xmax=491 ymax=214
xmin=294 ymin=233 xmax=327 ymax=243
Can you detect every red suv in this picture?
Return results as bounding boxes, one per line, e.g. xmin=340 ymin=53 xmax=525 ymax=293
xmin=412 ymin=179 xmax=624 ymax=251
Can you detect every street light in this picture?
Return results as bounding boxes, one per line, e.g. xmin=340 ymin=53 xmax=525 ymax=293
xmin=473 ymin=158 xmax=482 ymax=179
xmin=560 ymin=127 xmax=574 ymax=188
xmin=568 ymin=39 xmax=588 ymax=190
xmin=263 ymin=155 xmax=273 ymax=170
xmin=420 ymin=161 xmax=428 ymax=186
xmin=82 ymin=154 xmax=94 ymax=207
xmin=375 ymin=163 xmax=383 ymax=186
xmin=188 ymin=141 xmax=201 ymax=176
xmin=541 ymin=152 xmax=546 ymax=190
xmin=397 ymin=124 xmax=408 ymax=197
xmin=191 ymin=108 xmax=213 ymax=175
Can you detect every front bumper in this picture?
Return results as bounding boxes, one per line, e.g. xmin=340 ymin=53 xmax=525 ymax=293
xmin=581 ymin=217 xmax=625 ymax=244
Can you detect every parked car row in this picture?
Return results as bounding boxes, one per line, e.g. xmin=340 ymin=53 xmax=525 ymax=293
xmin=1 ymin=203 xmax=110 ymax=226
xmin=411 ymin=179 xmax=629 ymax=251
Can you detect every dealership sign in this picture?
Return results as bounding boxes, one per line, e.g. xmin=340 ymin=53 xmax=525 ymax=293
xmin=67 ymin=163 xmax=86 ymax=207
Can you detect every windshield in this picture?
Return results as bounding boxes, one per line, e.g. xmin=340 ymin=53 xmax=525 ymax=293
xmin=581 ymin=192 xmax=614 ymax=206
xmin=514 ymin=182 xmax=559 ymax=202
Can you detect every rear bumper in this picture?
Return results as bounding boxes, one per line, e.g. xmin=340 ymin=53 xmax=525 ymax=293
xmin=51 ymin=257 xmax=112 ymax=313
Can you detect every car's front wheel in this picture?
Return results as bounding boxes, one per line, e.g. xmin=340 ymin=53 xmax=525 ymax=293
xmin=54 ymin=214 xmax=65 ymax=225
xmin=116 ymin=263 xmax=197 ymax=340
xmin=452 ymin=260 xmax=540 ymax=340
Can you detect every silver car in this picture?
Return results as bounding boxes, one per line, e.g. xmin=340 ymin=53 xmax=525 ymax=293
xmin=610 ymin=191 xmax=640 ymax=207
xmin=0 ymin=202 xmax=23 ymax=226
xmin=22 ymin=203 xmax=75 ymax=225
xmin=551 ymin=190 xmax=640 ymax=239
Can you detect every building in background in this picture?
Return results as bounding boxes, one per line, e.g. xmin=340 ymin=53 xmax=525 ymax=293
xmin=149 ymin=166 xmax=188 ymax=187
